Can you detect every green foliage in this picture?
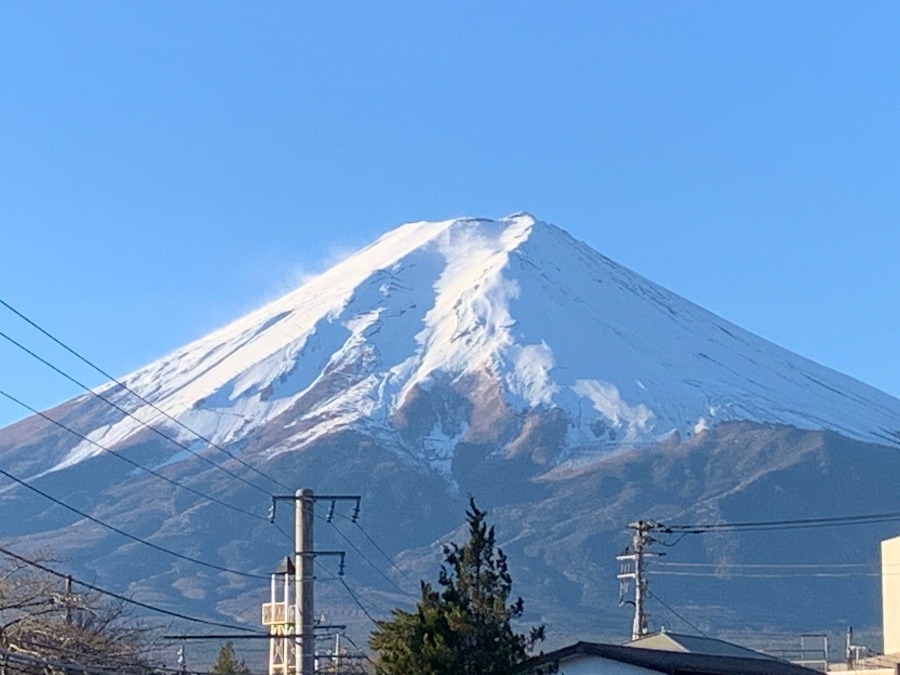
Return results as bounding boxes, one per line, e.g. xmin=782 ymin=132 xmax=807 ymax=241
xmin=369 ymin=498 xmax=544 ymax=674
xmin=209 ymin=640 xmax=251 ymax=675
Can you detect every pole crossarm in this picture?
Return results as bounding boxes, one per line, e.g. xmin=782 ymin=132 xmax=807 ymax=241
xmin=271 ymin=495 xmax=360 ymax=501
xmin=269 ymin=494 xmax=361 ymax=523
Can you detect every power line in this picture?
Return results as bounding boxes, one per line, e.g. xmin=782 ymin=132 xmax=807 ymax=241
xmin=271 ymin=520 xmax=294 ymax=544
xmin=10 ymin=637 xmax=211 ymax=675
xmin=0 ymin=648 xmax=269 ymax=675
xmin=337 ymin=576 xmax=379 ymax=626
xmin=335 ymin=512 xmax=420 ymax=591
xmin=646 ymin=590 xmax=709 ymax=637
xmin=0 ymin=649 xmax=122 ymax=675
xmin=317 ymin=565 xmax=380 ymax=627
xmin=659 ymin=510 xmax=900 ymax=534
xmin=323 ymin=516 xmax=416 ymax=600
xmin=653 ymin=531 xmax=690 ymax=548
xmin=0 ymin=296 xmax=293 ymax=493
xmin=0 ymin=325 xmax=273 ymax=497
xmin=654 ymin=570 xmax=880 ymax=579
xmin=0 ymin=387 xmax=266 ymax=523
xmin=0 ymin=465 xmax=268 ymax=580
xmin=338 ymin=633 xmax=378 ymax=668
xmin=0 ymin=545 xmax=263 ymax=632
xmin=658 ymin=561 xmax=879 ymax=569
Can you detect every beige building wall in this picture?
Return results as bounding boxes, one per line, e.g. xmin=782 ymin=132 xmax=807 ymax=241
xmin=883 ymin=536 xmax=900 ymax=655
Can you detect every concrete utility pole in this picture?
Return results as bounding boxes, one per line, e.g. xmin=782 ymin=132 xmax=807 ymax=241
xmin=265 ymin=489 xmax=357 ymax=675
xmin=333 ymin=633 xmax=341 ymax=673
xmin=177 ymin=643 xmax=187 ymax=675
xmin=295 ymin=488 xmax=315 ymax=675
xmin=617 ymin=520 xmax=655 ymax=640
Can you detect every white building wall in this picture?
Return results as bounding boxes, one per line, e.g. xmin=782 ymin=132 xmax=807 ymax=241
xmin=551 ymin=655 xmax=660 ymax=675
xmin=883 ymin=536 xmax=900 ymax=655
xmin=827 ymin=667 xmax=895 ymax=675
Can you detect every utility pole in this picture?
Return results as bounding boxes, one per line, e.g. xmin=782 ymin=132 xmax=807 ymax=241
xmin=617 ymin=520 xmax=656 ymax=640
xmin=296 ymin=488 xmax=315 ymax=675
xmin=333 ymin=633 xmax=341 ymax=673
xmin=54 ymin=574 xmax=79 ymax=642
xmin=177 ymin=642 xmax=187 ymax=675
xmin=64 ymin=575 xmax=73 ymax=626
xmin=268 ymin=490 xmax=358 ymax=675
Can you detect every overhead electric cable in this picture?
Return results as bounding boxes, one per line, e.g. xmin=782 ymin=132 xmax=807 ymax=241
xmin=646 ymin=590 xmax=709 ymax=637
xmin=0 ymin=648 xmax=270 ymax=675
xmin=658 ymin=561 xmax=878 ymax=569
xmin=335 ymin=512 xmax=419 ymax=590
xmin=0 ymin=326 xmax=273 ymax=497
xmin=654 ymin=531 xmax=690 ymax=548
xmin=10 ymin=637 xmax=222 ymax=675
xmin=0 ymin=545 xmax=263 ymax=631
xmin=653 ymin=570 xmax=879 ymax=579
xmin=317 ymin=565 xmax=380 ymax=627
xmin=0 ymin=296 xmax=292 ymax=492
xmin=337 ymin=576 xmax=379 ymax=626
xmin=660 ymin=510 xmax=900 ymax=533
xmin=271 ymin=520 xmax=294 ymax=544
xmin=0 ymin=387 xmax=266 ymax=523
xmin=0 ymin=649 xmax=120 ymax=675
xmin=338 ymin=633 xmax=378 ymax=668
xmin=322 ymin=515 xmax=416 ymax=600
xmin=0 ymin=466 xmax=267 ymax=580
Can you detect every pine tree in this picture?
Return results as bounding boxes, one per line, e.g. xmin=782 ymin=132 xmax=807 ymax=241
xmin=369 ymin=498 xmax=544 ymax=674
xmin=209 ymin=641 xmax=251 ymax=675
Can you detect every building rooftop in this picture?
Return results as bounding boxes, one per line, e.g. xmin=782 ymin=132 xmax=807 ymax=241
xmin=526 ymin=634 xmax=821 ymax=675
xmin=624 ymin=631 xmax=780 ymax=660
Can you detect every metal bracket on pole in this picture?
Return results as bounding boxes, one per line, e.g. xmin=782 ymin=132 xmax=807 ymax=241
xmin=310 ymin=551 xmax=346 ymax=576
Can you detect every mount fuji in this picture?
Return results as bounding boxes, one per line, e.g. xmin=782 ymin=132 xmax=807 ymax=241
xmin=37 ymin=213 xmax=900 ymax=476
xmin=2 ymin=214 xmax=899 ymax=653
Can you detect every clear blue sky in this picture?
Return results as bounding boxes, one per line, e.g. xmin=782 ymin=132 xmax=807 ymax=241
xmin=1 ymin=2 xmax=898 ymax=428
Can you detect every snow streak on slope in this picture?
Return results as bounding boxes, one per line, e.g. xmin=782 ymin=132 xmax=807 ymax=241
xmin=53 ymin=214 xmax=900 ymax=473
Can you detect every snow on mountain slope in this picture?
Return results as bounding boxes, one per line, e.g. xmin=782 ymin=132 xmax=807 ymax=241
xmin=52 ymin=213 xmax=900 ymax=474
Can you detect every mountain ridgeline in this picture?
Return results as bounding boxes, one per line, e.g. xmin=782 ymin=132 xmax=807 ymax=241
xmin=1 ymin=214 xmax=898 ymax=650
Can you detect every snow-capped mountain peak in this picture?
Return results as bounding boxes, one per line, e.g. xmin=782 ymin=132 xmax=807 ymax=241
xmin=55 ymin=214 xmax=900 ymax=474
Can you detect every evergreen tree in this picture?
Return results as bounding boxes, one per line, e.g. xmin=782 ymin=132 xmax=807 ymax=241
xmin=369 ymin=498 xmax=544 ymax=674
xmin=209 ymin=641 xmax=251 ymax=675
